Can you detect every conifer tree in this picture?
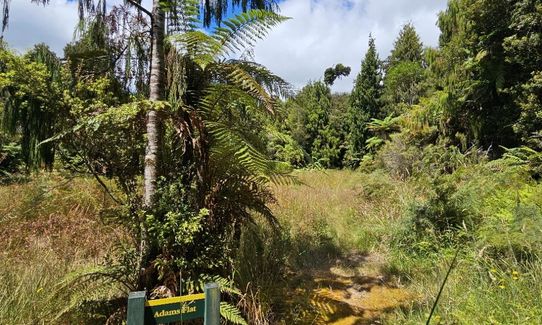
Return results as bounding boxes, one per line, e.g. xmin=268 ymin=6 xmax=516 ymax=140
xmin=383 ymin=23 xmax=426 ymax=114
xmin=348 ymin=35 xmax=382 ymax=164
xmin=387 ymin=23 xmax=424 ymax=69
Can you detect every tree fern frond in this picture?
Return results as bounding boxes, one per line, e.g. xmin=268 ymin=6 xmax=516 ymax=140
xmin=163 ymin=0 xmax=201 ymax=34
xmin=214 ymin=63 xmax=278 ymax=114
xmin=170 ymin=9 xmax=288 ymax=63
xmin=226 ymin=60 xmax=292 ymax=98
xmin=212 ymin=9 xmax=289 ymax=58
xmin=207 ymin=120 xmax=273 ymax=175
xmin=197 ymin=84 xmax=258 ymax=119
xmin=220 ymin=302 xmax=248 ymax=325
xmin=206 ymin=120 xmax=293 ymax=187
xmin=169 ymin=31 xmax=221 ymax=69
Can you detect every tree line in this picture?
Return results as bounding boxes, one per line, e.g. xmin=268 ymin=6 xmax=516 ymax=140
xmin=269 ymin=0 xmax=542 ymax=172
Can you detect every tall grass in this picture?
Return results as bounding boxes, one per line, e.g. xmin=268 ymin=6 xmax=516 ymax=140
xmin=269 ymin=169 xmax=417 ymax=255
xmin=0 ymin=173 xmax=128 ymax=324
xmin=3 ymin=167 xmax=542 ymax=324
xmin=385 ymin=255 xmax=542 ymax=324
xmin=383 ymin=161 xmax=542 ymax=324
xmin=241 ymin=166 xmax=542 ymax=324
xmin=234 ymin=169 xmax=420 ymax=324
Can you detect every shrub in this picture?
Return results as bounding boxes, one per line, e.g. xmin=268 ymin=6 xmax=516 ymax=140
xmin=0 ymin=141 xmax=26 ymax=184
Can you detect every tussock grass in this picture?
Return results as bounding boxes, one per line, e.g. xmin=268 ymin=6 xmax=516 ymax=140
xmin=0 ymin=173 xmax=128 ymax=324
xmin=236 ymin=169 xmax=419 ymax=324
xmin=270 ymin=169 xmax=417 ymax=255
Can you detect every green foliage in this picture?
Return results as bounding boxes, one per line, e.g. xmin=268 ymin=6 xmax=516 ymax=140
xmin=433 ymin=0 xmax=539 ymax=150
xmin=0 ymin=137 xmax=25 ymax=183
xmin=382 ymin=24 xmax=426 ymax=117
xmin=398 ymin=177 xmax=478 ymax=253
xmin=282 ymin=81 xmax=345 ymax=168
xmin=220 ymin=302 xmax=248 ymax=325
xmin=0 ymin=44 xmax=64 ymax=169
xmin=514 ymin=71 xmax=542 ymax=149
xmin=324 ymin=63 xmax=351 ymax=86
xmin=348 ymin=35 xmax=383 ymax=164
xmin=387 ymin=23 xmax=424 ymax=70
xmin=266 ymin=127 xmax=307 ymax=167
xmin=382 ymin=61 xmax=426 ymax=115
xmin=300 ymin=81 xmax=332 ymax=153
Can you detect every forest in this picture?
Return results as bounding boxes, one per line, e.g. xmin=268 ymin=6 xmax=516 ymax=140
xmin=1 ymin=0 xmax=542 ymax=324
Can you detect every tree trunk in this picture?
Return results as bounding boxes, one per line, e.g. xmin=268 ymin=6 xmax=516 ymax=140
xmin=144 ymin=0 xmax=165 ymax=207
xmin=139 ymin=0 xmax=165 ymax=290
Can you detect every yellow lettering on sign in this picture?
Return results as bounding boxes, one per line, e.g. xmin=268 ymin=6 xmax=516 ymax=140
xmin=154 ymin=305 xmax=198 ymax=318
xmin=181 ymin=305 xmax=197 ymax=313
xmin=154 ymin=309 xmax=181 ymax=318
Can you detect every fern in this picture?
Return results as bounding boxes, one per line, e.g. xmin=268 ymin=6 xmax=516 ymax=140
xmin=170 ymin=9 xmax=289 ymax=61
xmin=212 ymin=9 xmax=289 ymax=58
xmin=221 ymin=301 xmax=249 ymax=325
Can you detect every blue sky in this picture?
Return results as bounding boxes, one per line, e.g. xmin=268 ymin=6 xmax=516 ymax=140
xmin=2 ymin=0 xmax=448 ymax=92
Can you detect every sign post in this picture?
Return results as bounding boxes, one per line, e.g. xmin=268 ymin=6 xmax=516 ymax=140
xmin=204 ymin=283 xmax=220 ymax=325
xmin=127 ymin=282 xmax=220 ymax=325
xmin=127 ymin=291 xmax=146 ymax=325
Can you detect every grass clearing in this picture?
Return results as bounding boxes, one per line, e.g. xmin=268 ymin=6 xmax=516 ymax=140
xmin=255 ymin=169 xmax=418 ymax=324
xmin=2 ymin=169 xmax=542 ymax=324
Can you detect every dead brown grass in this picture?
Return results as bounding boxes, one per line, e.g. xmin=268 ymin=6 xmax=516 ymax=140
xmin=0 ymin=173 xmax=127 ymax=261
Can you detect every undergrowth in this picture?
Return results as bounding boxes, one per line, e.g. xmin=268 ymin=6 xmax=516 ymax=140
xmin=3 ymin=164 xmax=542 ymax=324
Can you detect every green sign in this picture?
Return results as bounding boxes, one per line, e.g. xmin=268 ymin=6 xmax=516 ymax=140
xmin=144 ymin=293 xmax=205 ymax=324
xmin=127 ymin=283 xmax=220 ymax=325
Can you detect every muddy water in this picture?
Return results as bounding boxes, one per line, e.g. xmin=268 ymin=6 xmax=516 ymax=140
xmin=282 ymin=253 xmax=413 ymax=324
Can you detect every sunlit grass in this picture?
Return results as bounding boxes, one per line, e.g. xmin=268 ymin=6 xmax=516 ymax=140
xmin=3 ymin=169 xmax=542 ymax=324
xmin=0 ymin=173 xmax=128 ymax=323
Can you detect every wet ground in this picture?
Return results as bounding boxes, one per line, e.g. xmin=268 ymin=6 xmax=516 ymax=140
xmin=282 ymin=252 xmax=413 ymax=324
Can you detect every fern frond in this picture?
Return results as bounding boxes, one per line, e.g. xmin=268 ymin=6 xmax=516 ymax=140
xmin=181 ymin=274 xmax=242 ymax=296
xmin=170 ymin=9 xmax=288 ymax=64
xmin=164 ymin=0 xmax=201 ymax=34
xmin=221 ymin=302 xmax=248 ymax=325
xmin=212 ymin=9 xmax=289 ymax=58
xmin=207 ymin=120 xmax=292 ymax=184
xmin=207 ymin=121 xmax=273 ymax=175
xmin=214 ymin=63 xmax=279 ymax=114
xmin=169 ymin=31 xmax=221 ymax=69
xmin=201 ymin=275 xmax=242 ymax=296
xmin=227 ymin=60 xmax=292 ymax=98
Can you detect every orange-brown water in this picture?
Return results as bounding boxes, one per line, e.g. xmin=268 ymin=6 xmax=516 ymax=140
xmin=283 ymin=253 xmax=413 ymax=324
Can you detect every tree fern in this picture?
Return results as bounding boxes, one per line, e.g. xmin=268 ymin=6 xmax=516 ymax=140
xmin=171 ymin=9 xmax=289 ymax=61
xmin=213 ymin=9 xmax=289 ymax=57
xmin=221 ymin=301 xmax=249 ymax=325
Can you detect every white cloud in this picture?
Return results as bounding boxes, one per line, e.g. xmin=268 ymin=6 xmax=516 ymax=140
xmin=2 ymin=0 xmax=78 ymax=55
xmin=1 ymin=0 xmax=149 ymax=55
xmin=253 ymin=0 xmax=448 ymax=92
xmin=2 ymin=0 xmax=448 ymax=93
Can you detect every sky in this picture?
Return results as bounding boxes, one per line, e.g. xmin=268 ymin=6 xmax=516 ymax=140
xmin=2 ymin=0 xmax=448 ymax=93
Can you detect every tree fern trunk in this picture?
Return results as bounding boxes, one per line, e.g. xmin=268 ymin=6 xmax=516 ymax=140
xmin=139 ymin=0 xmax=165 ymax=290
